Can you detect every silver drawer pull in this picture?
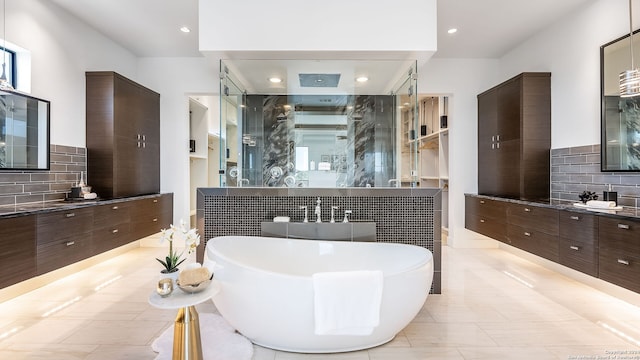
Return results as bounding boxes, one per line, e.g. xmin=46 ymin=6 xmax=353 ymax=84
xmin=480 ymin=200 xmax=485 ymax=204
xmin=112 ymin=206 xmax=119 ymax=210
xmin=524 ymin=232 xmax=531 ymax=236
xmin=570 ymin=246 xmax=580 ymax=251
xmin=153 ymin=199 xmax=158 ymax=203
xmin=618 ymin=259 xmax=630 ymax=266
xmin=480 ymin=219 xmax=486 ymax=223
xmin=618 ymin=224 xmax=630 ymax=230
xmin=65 ymin=213 xmax=75 ymax=218
xmin=524 ymin=208 xmax=531 ymax=212
xmin=153 ymin=218 xmax=158 ymax=222
xmin=66 ymin=241 xmax=75 ymax=246
xmin=112 ymin=229 xmax=119 ymax=234
xmin=570 ymin=216 xmax=580 ymax=220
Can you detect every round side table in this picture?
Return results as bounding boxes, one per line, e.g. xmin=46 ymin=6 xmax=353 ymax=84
xmin=148 ymin=280 xmax=221 ymax=360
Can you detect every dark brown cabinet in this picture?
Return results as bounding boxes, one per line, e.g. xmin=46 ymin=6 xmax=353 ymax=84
xmin=0 ymin=215 xmax=36 ymax=289
xmin=507 ymin=203 xmax=558 ymax=262
xmin=558 ymin=210 xmax=598 ymax=277
xmin=92 ymin=202 xmax=131 ymax=254
xmin=129 ymin=194 xmax=173 ymax=240
xmin=464 ymin=196 xmax=507 ymax=242
xmin=86 ymin=71 xmax=160 ymax=198
xmin=36 ymin=207 xmax=94 ymax=274
xmin=477 ymin=72 xmax=551 ymax=200
xmin=598 ymin=216 xmax=640 ymax=293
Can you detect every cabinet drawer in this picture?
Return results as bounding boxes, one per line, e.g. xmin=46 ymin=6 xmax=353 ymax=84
xmin=558 ymin=236 xmax=598 ymax=277
xmin=37 ymin=208 xmax=93 ymax=245
xmin=507 ymin=204 xmax=558 ymax=235
xmin=465 ymin=196 xmax=507 ymax=220
xmin=598 ymin=216 xmax=640 ymax=252
xmin=94 ymin=202 xmax=130 ymax=224
xmin=507 ymin=224 xmax=558 ymax=262
xmin=37 ymin=235 xmax=91 ymax=274
xmin=465 ymin=213 xmax=507 ymax=242
xmin=559 ymin=210 xmax=598 ymax=244
xmin=0 ymin=215 xmax=37 ymax=289
xmin=599 ymin=247 xmax=640 ymax=293
xmin=92 ymin=223 xmax=131 ymax=254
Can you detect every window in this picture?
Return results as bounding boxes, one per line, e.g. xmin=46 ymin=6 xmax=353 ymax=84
xmin=0 ymin=46 xmax=15 ymax=88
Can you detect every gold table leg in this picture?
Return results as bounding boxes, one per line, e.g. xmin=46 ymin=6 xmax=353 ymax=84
xmin=172 ymin=305 xmax=203 ymax=360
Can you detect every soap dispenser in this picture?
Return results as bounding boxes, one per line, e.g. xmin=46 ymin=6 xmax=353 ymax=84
xmin=603 ymin=184 xmax=617 ymax=204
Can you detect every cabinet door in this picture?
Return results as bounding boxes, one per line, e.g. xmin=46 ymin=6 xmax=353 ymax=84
xmin=496 ymin=78 xmax=522 ymax=197
xmin=137 ymin=88 xmax=160 ymax=195
xmin=0 ymin=215 xmax=36 ymax=289
xmin=477 ymin=89 xmax=499 ymax=195
xmin=130 ymin=195 xmax=173 ymax=240
xmin=464 ymin=196 xmax=507 ymax=242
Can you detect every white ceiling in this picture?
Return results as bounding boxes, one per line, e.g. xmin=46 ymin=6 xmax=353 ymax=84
xmin=49 ymin=0 xmax=598 ymax=92
xmin=49 ymin=0 xmax=597 ymax=59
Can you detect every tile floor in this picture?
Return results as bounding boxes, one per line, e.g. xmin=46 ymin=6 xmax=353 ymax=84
xmin=1 ymin=245 xmax=640 ymax=359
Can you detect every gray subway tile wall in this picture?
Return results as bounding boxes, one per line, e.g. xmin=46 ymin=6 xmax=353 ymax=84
xmin=197 ymin=187 xmax=442 ymax=293
xmin=551 ymin=144 xmax=640 ymax=208
xmin=0 ymin=145 xmax=86 ymax=206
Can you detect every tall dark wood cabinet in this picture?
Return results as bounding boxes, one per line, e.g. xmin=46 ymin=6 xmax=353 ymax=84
xmin=477 ymin=72 xmax=551 ymax=200
xmin=86 ymin=72 xmax=160 ymax=198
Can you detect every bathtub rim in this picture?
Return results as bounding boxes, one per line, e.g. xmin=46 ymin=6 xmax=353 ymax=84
xmin=205 ymin=235 xmax=434 ymax=280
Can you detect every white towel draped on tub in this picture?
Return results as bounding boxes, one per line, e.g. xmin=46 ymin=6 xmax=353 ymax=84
xmin=312 ymin=270 xmax=383 ymax=336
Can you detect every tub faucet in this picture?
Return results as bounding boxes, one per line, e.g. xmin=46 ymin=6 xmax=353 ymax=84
xmin=299 ymin=206 xmax=308 ymax=223
xmin=388 ymin=179 xmax=400 ymax=188
xmin=330 ymin=206 xmax=339 ymax=223
xmin=315 ymin=197 xmax=322 ymax=223
xmin=238 ymin=178 xmax=249 ymax=187
xmin=343 ymin=210 xmax=352 ymax=223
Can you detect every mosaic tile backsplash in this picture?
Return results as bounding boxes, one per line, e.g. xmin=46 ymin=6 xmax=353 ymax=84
xmin=551 ymin=144 xmax=640 ymax=208
xmin=197 ymin=187 xmax=442 ymax=294
xmin=0 ymin=144 xmax=86 ymax=206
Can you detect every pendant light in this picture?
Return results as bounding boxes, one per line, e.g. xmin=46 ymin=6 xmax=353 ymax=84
xmin=0 ymin=0 xmax=13 ymax=91
xmin=621 ymin=0 xmax=640 ymax=97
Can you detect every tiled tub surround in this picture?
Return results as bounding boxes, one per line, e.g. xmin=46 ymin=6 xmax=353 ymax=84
xmin=552 ymin=144 xmax=640 ymax=208
xmin=0 ymin=144 xmax=86 ymax=206
xmin=196 ymin=187 xmax=442 ymax=293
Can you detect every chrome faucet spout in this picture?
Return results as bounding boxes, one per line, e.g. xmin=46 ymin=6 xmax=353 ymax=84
xmin=299 ymin=206 xmax=308 ymax=223
xmin=343 ymin=210 xmax=352 ymax=223
xmin=330 ymin=206 xmax=339 ymax=223
xmin=388 ymin=179 xmax=400 ymax=188
xmin=238 ymin=178 xmax=249 ymax=187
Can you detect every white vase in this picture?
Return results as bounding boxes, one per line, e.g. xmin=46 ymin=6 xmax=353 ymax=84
xmin=159 ymin=269 xmax=180 ymax=285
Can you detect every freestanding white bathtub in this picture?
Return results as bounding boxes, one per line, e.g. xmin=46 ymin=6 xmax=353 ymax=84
xmin=204 ymin=235 xmax=434 ymax=353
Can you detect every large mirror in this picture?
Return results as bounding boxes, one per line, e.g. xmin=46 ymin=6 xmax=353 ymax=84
xmin=0 ymin=91 xmax=50 ymax=170
xmin=601 ymin=32 xmax=640 ymax=171
xmin=219 ymin=59 xmax=418 ymax=187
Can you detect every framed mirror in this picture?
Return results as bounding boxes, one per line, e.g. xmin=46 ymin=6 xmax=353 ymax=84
xmin=601 ymin=31 xmax=640 ymax=171
xmin=0 ymin=90 xmax=50 ymax=170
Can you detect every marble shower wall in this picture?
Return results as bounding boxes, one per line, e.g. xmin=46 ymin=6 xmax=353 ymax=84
xmin=243 ymin=94 xmax=394 ymax=187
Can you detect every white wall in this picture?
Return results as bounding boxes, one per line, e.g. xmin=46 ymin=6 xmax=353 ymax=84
xmin=137 ymin=57 xmax=219 ymax=223
xmin=199 ymin=0 xmax=436 ymax=58
xmin=417 ymin=59 xmax=499 ymax=248
xmin=9 ymin=0 xmax=138 ymax=148
xmin=499 ymin=0 xmax=629 ymax=149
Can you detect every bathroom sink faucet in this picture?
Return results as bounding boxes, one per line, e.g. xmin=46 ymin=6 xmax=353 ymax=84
xmin=238 ymin=178 xmax=249 ymax=187
xmin=330 ymin=206 xmax=339 ymax=223
xmin=343 ymin=210 xmax=352 ymax=223
xmin=299 ymin=206 xmax=308 ymax=223
xmin=315 ymin=197 xmax=322 ymax=223
xmin=388 ymin=179 xmax=400 ymax=188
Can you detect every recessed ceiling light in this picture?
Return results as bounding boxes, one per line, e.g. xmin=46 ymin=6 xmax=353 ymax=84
xmin=269 ymin=77 xmax=282 ymax=83
xmin=180 ymin=26 xmax=191 ymax=33
xmin=447 ymin=28 xmax=457 ymax=34
xmin=356 ymin=76 xmax=369 ymax=83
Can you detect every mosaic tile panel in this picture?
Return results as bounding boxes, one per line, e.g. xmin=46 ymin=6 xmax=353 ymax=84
xmin=197 ymin=187 xmax=441 ymax=293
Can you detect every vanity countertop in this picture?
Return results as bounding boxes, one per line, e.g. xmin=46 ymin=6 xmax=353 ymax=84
xmin=0 ymin=194 xmax=166 ymax=219
xmin=466 ymin=193 xmax=640 ymax=220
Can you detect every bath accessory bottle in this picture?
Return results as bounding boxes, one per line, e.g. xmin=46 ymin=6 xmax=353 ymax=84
xmin=330 ymin=206 xmax=339 ymax=223
xmin=299 ymin=206 xmax=308 ymax=223
xmin=315 ymin=197 xmax=322 ymax=223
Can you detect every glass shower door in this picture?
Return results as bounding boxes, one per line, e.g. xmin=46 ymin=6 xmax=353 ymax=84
xmin=219 ymin=61 xmax=246 ymax=187
xmin=393 ymin=61 xmax=418 ymax=187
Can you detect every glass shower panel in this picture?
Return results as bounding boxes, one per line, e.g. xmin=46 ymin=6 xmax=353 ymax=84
xmin=219 ymin=61 xmax=246 ymax=187
xmin=393 ymin=62 xmax=418 ymax=187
